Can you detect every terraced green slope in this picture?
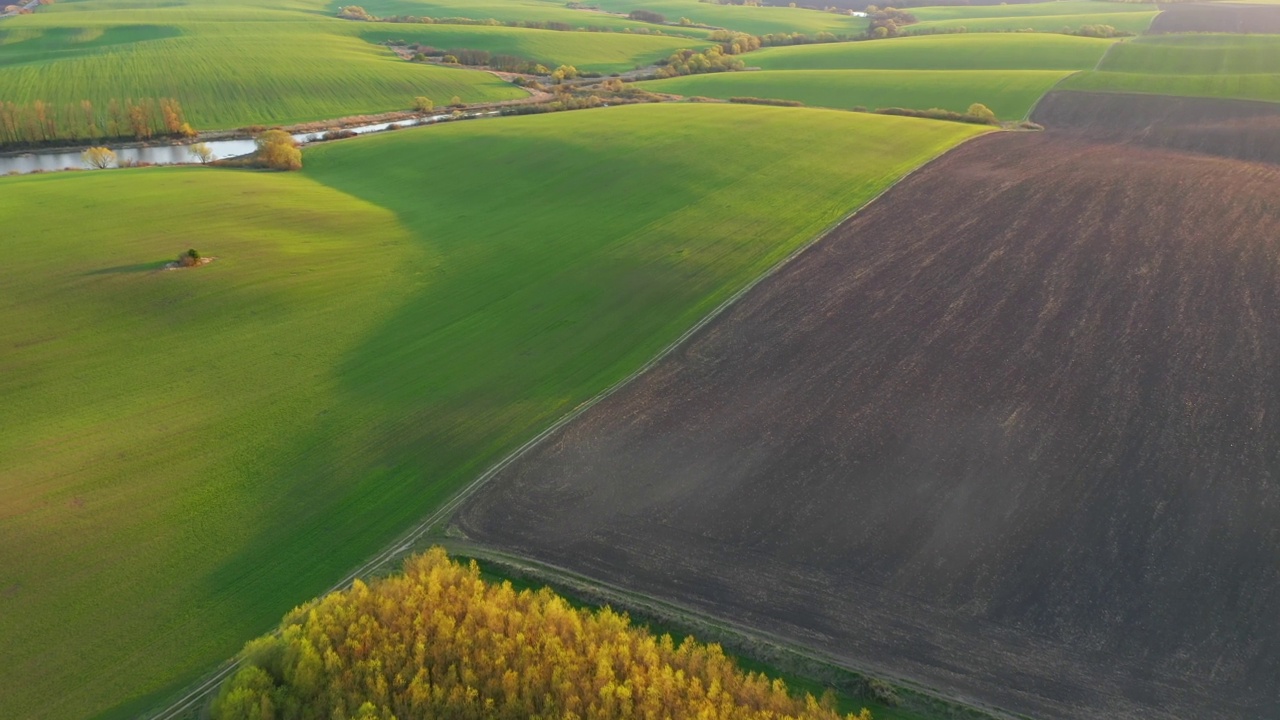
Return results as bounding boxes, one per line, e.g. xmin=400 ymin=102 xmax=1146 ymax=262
xmin=639 ymin=68 xmax=1071 ymax=119
xmin=0 ymin=103 xmax=987 ymax=720
xmin=1062 ymin=34 xmax=1280 ymax=104
xmin=748 ymin=32 xmax=1114 ymax=71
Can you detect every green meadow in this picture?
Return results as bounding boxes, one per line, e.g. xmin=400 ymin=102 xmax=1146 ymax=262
xmin=0 ymin=103 xmax=987 ymax=720
xmin=353 ymin=23 xmax=694 ymax=73
xmin=360 ymin=0 xmax=864 ymax=35
xmin=1062 ymin=34 xmax=1280 ymax=103
xmin=909 ymin=0 xmax=1157 ymax=34
xmin=747 ymin=32 xmax=1115 ymax=71
xmin=0 ymin=0 xmax=524 ymax=130
xmin=639 ymin=68 xmax=1071 ymax=119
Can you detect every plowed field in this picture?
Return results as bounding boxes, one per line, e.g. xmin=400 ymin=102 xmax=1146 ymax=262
xmin=456 ymin=129 xmax=1280 ymax=720
xmin=1033 ymin=90 xmax=1280 ymax=163
xmin=1149 ymin=2 xmax=1280 ymax=33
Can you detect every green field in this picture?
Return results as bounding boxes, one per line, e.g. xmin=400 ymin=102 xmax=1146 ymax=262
xmin=0 ymin=0 xmax=713 ymax=134
xmin=639 ymin=68 xmax=1071 ymax=119
xmin=909 ymin=0 xmax=1157 ymax=34
xmin=0 ymin=103 xmax=988 ymax=720
xmin=1061 ymin=34 xmax=1280 ymax=103
xmin=0 ymin=0 xmax=526 ymax=131
xmin=359 ymin=0 xmax=866 ymax=36
xmin=352 ymin=23 xmax=697 ymax=72
xmin=748 ymin=32 xmax=1115 ymax=71
xmin=583 ymin=0 xmax=864 ymax=36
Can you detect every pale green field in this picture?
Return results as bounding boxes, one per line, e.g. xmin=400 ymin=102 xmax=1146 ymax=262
xmin=0 ymin=103 xmax=988 ymax=720
xmin=360 ymin=0 xmax=866 ymax=36
xmin=909 ymin=0 xmax=1157 ymax=34
xmin=1061 ymin=34 xmax=1280 ymax=103
xmin=353 ymin=23 xmax=694 ymax=72
xmin=0 ymin=0 xmax=712 ymax=135
xmin=639 ymin=68 xmax=1072 ymax=119
xmin=748 ymin=32 xmax=1115 ymax=71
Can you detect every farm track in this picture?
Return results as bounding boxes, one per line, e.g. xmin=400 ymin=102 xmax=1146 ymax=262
xmin=455 ymin=109 xmax=1280 ymax=719
xmin=1148 ymin=2 xmax=1280 ymax=33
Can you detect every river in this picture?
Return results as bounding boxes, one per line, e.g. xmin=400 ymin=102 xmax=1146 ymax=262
xmin=0 ymin=111 xmax=492 ymax=176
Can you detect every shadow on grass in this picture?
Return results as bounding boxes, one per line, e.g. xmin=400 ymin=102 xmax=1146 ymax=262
xmin=85 ymin=260 xmax=170 ymax=275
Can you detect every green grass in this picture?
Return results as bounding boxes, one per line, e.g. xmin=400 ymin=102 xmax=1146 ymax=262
xmin=1060 ymin=34 xmax=1280 ymax=103
xmin=349 ymin=0 xmax=711 ymax=35
xmin=909 ymin=0 xmax=1157 ymax=34
xmin=359 ymin=0 xmax=866 ymax=35
xmin=354 ymin=23 xmax=695 ymax=72
xmin=584 ymin=0 xmax=865 ymax=36
xmin=748 ymin=32 xmax=1115 ymax=71
xmin=0 ymin=103 xmax=988 ymax=720
xmin=639 ymin=68 xmax=1072 ymax=119
xmin=0 ymin=0 xmax=534 ymax=131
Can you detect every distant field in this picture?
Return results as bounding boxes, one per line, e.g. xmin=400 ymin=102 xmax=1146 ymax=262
xmin=909 ymin=0 xmax=1157 ymax=33
xmin=363 ymin=0 xmax=865 ymax=36
xmin=581 ymin=0 xmax=866 ymax=35
xmin=1062 ymin=34 xmax=1280 ymax=104
xmin=0 ymin=0 xmax=539 ymax=132
xmin=1149 ymin=2 xmax=1280 ymax=33
xmin=748 ymin=32 xmax=1114 ymax=71
xmin=0 ymin=103 xmax=986 ymax=720
xmin=352 ymin=23 xmax=696 ymax=72
xmin=639 ymin=68 xmax=1072 ymax=118
xmin=347 ymin=0 xmax=711 ymax=34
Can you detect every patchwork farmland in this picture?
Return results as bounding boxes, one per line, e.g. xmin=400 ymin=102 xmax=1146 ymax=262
xmin=4 ymin=0 xmax=1280 ymax=719
xmin=456 ymin=115 xmax=1280 ymax=720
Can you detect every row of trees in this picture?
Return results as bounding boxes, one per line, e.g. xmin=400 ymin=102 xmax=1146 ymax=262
xmin=0 ymin=97 xmax=194 ymax=147
xmin=213 ymin=548 xmax=871 ymax=720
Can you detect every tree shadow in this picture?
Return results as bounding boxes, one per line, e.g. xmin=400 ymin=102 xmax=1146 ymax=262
xmin=84 ymin=261 xmax=170 ymax=275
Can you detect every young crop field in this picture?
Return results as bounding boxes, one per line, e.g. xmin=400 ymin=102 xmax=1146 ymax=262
xmin=351 ymin=23 xmax=697 ymax=73
xmin=0 ymin=103 xmax=985 ymax=720
xmin=747 ymin=32 xmax=1115 ymax=71
xmin=1062 ymin=34 xmax=1280 ymax=104
xmin=638 ymin=68 xmax=1071 ymax=119
xmin=456 ymin=126 xmax=1280 ymax=720
xmin=344 ymin=0 xmax=708 ymax=34
xmin=908 ymin=0 xmax=1156 ymax=34
xmin=0 ymin=0 xmax=530 ymax=131
xmin=574 ymin=0 xmax=866 ymax=36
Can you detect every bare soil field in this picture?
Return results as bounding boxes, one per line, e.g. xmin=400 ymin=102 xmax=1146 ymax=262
xmin=1033 ymin=90 xmax=1280 ymax=164
xmin=1149 ymin=2 xmax=1280 ymax=33
xmin=456 ymin=130 xmax=1280 ymax=720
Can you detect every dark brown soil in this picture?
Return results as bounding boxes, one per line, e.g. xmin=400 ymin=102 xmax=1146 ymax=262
xmin=1033 ymin=90 xmax=1280 ymax=164
xmin=456 ymin=131 xmax=1280 ymax=720
xmin=1149 ymin=2 xmax=1280 ymax=33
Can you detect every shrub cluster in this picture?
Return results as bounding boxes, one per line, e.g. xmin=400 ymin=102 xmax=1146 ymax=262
xmin=212 ymin=548 xmax=869 ymax=720
xmin=655 ymin=45 xmax=745 ymax=77
xmin=874 ymin=105 xmax=999 ymax=125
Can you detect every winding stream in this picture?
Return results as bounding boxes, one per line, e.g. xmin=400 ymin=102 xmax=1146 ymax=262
xmin=0 ymin=111 xmax=494 ymax=175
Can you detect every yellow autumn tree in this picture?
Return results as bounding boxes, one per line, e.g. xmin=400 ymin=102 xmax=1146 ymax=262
xmin=255 ymin=129 xmax=301 ymax=171
xmin=213 ymin=548 xmax=872 ymax=720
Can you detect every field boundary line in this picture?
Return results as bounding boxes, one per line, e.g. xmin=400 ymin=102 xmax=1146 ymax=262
xmin=141 ymin=127 xmax=998 ymax=720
